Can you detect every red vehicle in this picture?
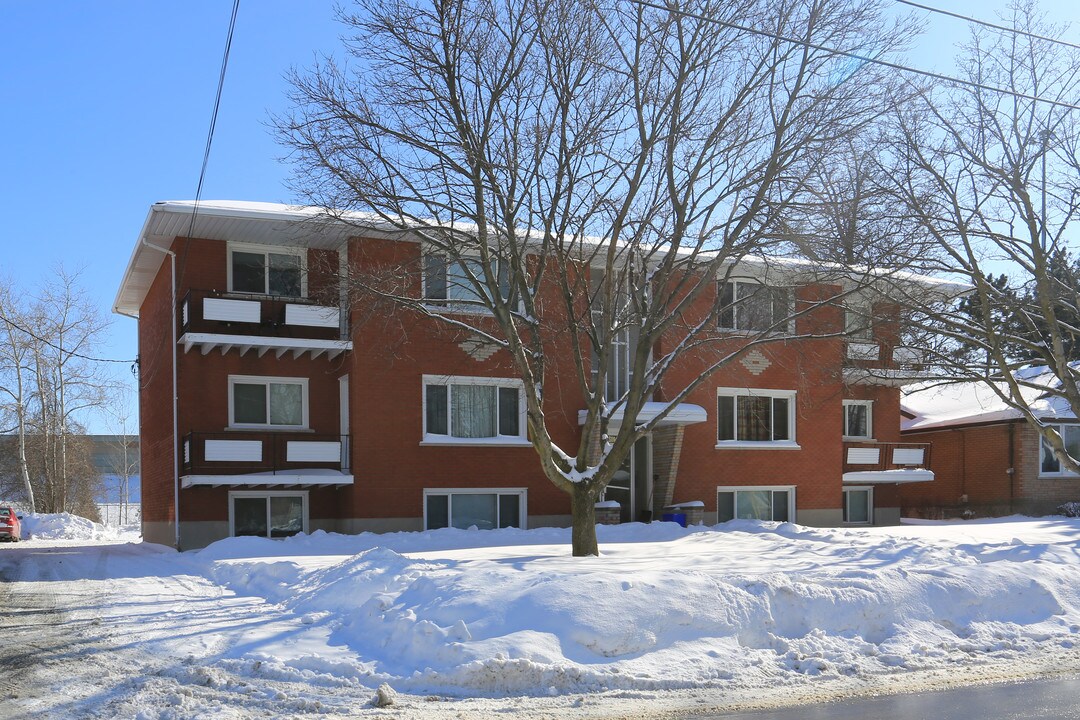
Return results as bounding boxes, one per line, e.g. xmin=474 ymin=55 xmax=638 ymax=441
xmin=0 ymin=507 xmax=21 ymax=542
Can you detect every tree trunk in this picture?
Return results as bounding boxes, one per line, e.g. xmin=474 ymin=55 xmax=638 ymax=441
xmin=570 ymin=484 xmax=599 ymax=557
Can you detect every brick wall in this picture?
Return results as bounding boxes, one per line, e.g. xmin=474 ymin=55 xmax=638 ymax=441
xmin=137 ymin=245 xmax=178 ymax=524
xmin=902 ymin=420 xmax=1080 ymax=516
xmin=900 ymin=422 xmax=1018 ymax=517
xmin=341 ymin=236 xmax=581 ymax=521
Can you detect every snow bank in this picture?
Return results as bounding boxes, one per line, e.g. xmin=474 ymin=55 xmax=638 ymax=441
xmin=185 ymin=518 xmax=1080 ymax=699
xmin=21 ymin=512 xmax=140 ymax=542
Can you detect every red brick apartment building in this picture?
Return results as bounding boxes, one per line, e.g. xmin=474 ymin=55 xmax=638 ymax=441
xmin=115 ymin=200 xmax=943 ymax=549
xmin=900 ymin=374 xmax=1080 ymax=517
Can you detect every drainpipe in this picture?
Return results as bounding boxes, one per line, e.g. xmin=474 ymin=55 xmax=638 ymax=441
xmin=1007 ymin=422 xmax=1016 ymax=512
xmin=141 ymin=239 xmax=180 ymax=549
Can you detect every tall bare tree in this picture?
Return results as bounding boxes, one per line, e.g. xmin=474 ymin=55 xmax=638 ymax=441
xmin=0 ymin=279 xmax=37 ymax=510
xmin=0 ymin=269 xmax=111 ymax=517
xmin=886 ymin=0 xmax=1080 ymax=473
xmin=280 ymin=0 xmax=918 ymax=555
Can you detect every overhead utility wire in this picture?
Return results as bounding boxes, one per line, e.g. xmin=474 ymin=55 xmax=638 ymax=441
xmin=183 ymin=0 xmax=241 ymax=255
xmin=631 ymin=0 xmax=1080 ymax=113
xmin=0 ymin=313 xmax=134 ymax=365
xmin=894 ymin=0 xmax=1080 ymax=53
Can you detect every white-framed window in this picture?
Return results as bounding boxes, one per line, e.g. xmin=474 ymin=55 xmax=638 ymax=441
xmin=716 ymin=387 xmax=798 ymax=448
xmin=717 ymin=486 xmax=794 ymax=522
xmin=229 ymin=490 xmax=308 ymax=538
xmin=843 ymin=486 xmax=873 ymax=524
xmin=1040 ymin=424 xmax=1080 ymax=476
xmin=228 ymin=242 xmax=306 ymax=297
xmin=424 ymin=488 xmax=527 ymax=530
xmin=422 ymin=375 xmax=529 ymax=445
xmin=842 ymin=400 xmax=874 ymax=440
xmin=228 ymin=375 xmax=309 ymax=429
xmin=423 ymin=253 xmax=510 ymax=308
xmin=718 ymin=279 xmax=792 ymax=332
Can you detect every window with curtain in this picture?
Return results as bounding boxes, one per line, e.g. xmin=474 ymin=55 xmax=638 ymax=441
xmin=717 ymin=389 xmax=795 ymax=444
xmin=717 ymin=488 xmax=792 ymax=522
xmin=424 ymin=376 xmax=524 ymax=442
xmin=425 ymin=490 xmax=524 ymax=530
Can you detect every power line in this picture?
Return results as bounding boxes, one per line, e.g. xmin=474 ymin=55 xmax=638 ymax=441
xmin=895 ymin=0 xmax=1080 ymax=53
xmin=631 ymin=0 xmax=1080 ymax=113
xmin=0 ymin=313 xmax=135 ymax=365
xmin=185 ymin=0 xmax=241 ymax=246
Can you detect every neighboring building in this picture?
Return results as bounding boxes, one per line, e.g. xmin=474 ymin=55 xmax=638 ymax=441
xmin=900 ymin=369 xmax=1080 ymax=517
xmin=89 ymin=434 xmax=141 ymax=500
xmin=115 ymin=200 xmax=943 ymax=549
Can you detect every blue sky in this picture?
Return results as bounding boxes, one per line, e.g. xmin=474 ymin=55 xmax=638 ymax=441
xmin=1 ymin=1 xmax=1077 ymax=432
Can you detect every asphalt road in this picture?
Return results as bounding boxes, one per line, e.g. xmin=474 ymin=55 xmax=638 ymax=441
xmin=698 ymin=675 xmax=1080 ymax=720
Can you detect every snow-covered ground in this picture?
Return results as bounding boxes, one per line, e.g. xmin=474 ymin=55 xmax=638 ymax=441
xmin=3 ymin=516 xmax=1080 ymax=718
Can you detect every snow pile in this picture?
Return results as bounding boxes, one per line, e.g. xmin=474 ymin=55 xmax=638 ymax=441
xmin=21 ymin=512 xmax=140 ymax=542
xmin=187 ymin=518 xmax=1080 ymax=699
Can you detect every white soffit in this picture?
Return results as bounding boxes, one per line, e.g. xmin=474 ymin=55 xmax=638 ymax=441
xmin=178 ymin=332 xmax=352 ymax=360
xmin=181 ymin=471 xmax=354 ymax=489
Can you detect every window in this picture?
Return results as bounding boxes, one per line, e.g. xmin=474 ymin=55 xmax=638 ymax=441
xmin=843 ymin=487 xmax=873 ymax=524
xmin=718 ymin=280 xmax=792 ymax=332
xmin=229 ymin=376 xmax=308 ymax=429
xmin=229 ymin=245 xmax=304 ymax=297
xmin=1040 ymin=424 xmax=1080 ymax=476
xmin=845 ymin=306 xmax=874 ymax=340
xmin=716 ymin=388 xmax=798 ymax=447
xmin=843 ymin=400 xmax=873 ymax=439
xmin=424 ymin=253 xmax=510 ymax=307
xmin=422 ymin=375 xmax=528 ymax=444
xmin=717 ymin=486 xmax=794 ymax=522
xmin=230 ymin=491 xmax=307 ymax=538
xmin=424 ymin=489 xmax=526 ymax=530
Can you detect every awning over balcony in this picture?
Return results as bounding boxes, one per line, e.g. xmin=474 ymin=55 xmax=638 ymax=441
xmin=181 ymin=469 xmax=354 ymax=489
xmin=842 ymin=469 xmax=934 ymax=484
xmin=179 ymin=332 xmax=352 ymax=360
xmin=577 ymin=401 xmax=708 ymax=427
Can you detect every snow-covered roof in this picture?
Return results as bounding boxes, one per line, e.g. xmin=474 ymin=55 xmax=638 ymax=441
xmin=115 ymin=199 xmax=970 ymax=318
xmin=901 ymin=366 xmax=1077 ymax=431
xmin=114 ymin=201 xmax=383 ymax=318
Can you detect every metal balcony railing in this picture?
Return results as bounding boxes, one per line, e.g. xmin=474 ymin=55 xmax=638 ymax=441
xmin=179 ymin=289 xmax=346 ymax=341
xmin=181 ymin=431 xmax=351 ymax=476
xmin=842 ymin=441 xmax=931 ymax=474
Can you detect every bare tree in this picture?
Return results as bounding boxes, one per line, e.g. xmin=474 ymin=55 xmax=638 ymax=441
xmin=0 ymin=279 xmax=38 ymax=510
xmin=0 ymin=270 xmax=111 ymax=517
xmin=280 ymin=0 xmax=918 ymax=555
xmin=886 ymin=0 xmax=1080 ymax=473
xmin=780 ymin=134 xmax=939 ymax=270
xmin=102 ymin=392 xmax=140 ymax=525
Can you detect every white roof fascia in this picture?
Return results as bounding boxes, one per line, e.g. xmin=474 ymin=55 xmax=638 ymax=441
xmin=842 ymin=469 xmax=935 ymax=484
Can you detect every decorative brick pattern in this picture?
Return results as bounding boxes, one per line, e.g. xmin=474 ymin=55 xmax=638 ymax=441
xmin=459 ymin=335 xmax=500 ymax=362
xmin=740 ymin=349 xmax=771 ymax=375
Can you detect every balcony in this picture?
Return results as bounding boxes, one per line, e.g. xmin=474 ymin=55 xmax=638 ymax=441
xmin=178 ymin=289 xmax=352 ymax=359
xmin=843 ymin=342 xmax=931 ymax=386
xmin=842 ymin=441 xmax=933 ymax=485
xmin=180 ymin=431 xmax=353 ymax=488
